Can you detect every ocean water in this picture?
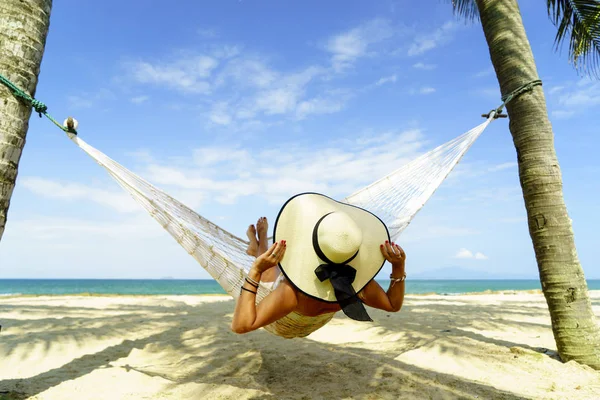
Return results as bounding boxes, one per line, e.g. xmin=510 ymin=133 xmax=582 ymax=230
xmin=1 ymin=279 xmax=599 ymax=296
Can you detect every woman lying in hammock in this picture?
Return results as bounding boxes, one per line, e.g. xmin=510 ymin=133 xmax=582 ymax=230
xmin=231 ymin=193 xmax=407 ymax=335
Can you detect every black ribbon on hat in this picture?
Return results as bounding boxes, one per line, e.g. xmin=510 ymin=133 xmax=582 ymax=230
xmin=312 ymin=213 xmax=373 ymax=322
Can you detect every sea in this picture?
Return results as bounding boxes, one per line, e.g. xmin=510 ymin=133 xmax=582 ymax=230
xmin=1 ymin=279 xmax=599 ymax=296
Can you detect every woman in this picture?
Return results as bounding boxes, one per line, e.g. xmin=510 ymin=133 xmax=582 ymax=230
xmin=231 ymin=193 xmax=407 ymax=336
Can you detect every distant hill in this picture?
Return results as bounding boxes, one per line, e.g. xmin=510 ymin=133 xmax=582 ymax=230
xmin=409 ymin=266 xmax=537 ymax=280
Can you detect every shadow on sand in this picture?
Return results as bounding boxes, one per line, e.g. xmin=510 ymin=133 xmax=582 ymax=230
xmin=0 ymin=293 xmax=566 ymax=399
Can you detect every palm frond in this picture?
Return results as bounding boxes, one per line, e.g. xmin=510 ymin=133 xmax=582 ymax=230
xmin=547 ymin=0 xmax=600 ymax=77
xmin=448 ymin=0 xmax=480 ymax=23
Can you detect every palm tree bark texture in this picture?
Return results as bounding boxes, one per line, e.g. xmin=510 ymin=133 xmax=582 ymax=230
xmin=475 ymin=0 xmax=600 ymax=369
xmin=0 ymin=0 xmax=52 ymax=241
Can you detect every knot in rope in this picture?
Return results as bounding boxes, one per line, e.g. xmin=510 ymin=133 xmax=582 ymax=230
xmin=30 ymin=98 xmax=48 ymax=117
xmin=485 ymin=79 xmax=543 ymax=118
xmin=0 ymin=72 xmax=48 ymax=117
xmin=0 ymin=71 xmax=76 ymax=135
xmin=501 ymin=79 xmax=543 ymax=105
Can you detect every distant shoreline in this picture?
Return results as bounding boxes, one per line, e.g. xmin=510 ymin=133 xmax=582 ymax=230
xmin=1 ymin=279 xmax=598 ymax=297
xmin=4 ymin=278 xmax=598 ymax=281
xmin=5 ymin=289 xmax=600 ymax=299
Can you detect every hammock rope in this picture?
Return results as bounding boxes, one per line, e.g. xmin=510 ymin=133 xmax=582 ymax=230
xmin=0 ymin=72 xmax=533 ymax=337
xmin=0 ymin=73 xmax=77 ymax=134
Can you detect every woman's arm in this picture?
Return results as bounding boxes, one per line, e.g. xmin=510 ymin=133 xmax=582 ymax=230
xmin=231 ymin=241 xmax=298 ymax=334
xmin=360 ymin=242 xmax=406 ymax=312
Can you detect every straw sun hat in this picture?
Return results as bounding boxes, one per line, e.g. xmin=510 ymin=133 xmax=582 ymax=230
xmin=273 ymin=192 xmax=390 ymax=321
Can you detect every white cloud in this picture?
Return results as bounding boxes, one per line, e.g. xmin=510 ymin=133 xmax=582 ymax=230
xmin=447 ymin=161 xmax=520 ymax=185
xmin=67 ymin=89 xmax=114 ymax=109
xmin=497 ymin=217 xmax=527 ymax=224
xmin=131 ymin=95 xmax=149 ymax=104
xmin=408 ymin=21 xmax=457 ymax=56
xmin=212 ymin=63 xmax=342 ymax=124
xmin=472 ymin=87 xmax=500 ymax=99
xmin=125 ymin=55 xmax=218 ymax=93
xmin=296 ymin=95 xmax=346 ymax=119
xmin=551 ymin=110 xmax=575 ymax=119
xmin=67 ymin=95 xmax=93 ymax=109
xmin=37 ymin=129 xmax=430 ymax=209
xmin=410 ymin=86 xmax=436 ymax=95
xmin=487 ymin=162 xmax=517 ymax=172
xmin=401 ymin=225 xmax=480 ymax=243
xmin=474 ymin=67 xmax=494 ymax=78
xmin=413 ymin=62 xmax=436 ymax=70
xmin=20 ymin=177 xmax=140 ymax=213
xmin=125 ymin=149 xmax=154 ymax=164
xmin=549 ymin=79 xmax=600 ymax=119
xmin=254 ymin=87 xmax=300 ymax=115
xmin=549 ymin=86 xmax=564 ymax=95
xmin=455 ymin=248 xmax=473 ymax=258
xmin=209 ymin=101 xmax=233 ymax=125
xmin=461 ymin=186 xmax=522 ymax=203
xmin=192 ymin=146 xmax=253 ymax=167
xmin=123 ymin=23 xmax=398 ymax=129
xmin=216 ymin=57 xmax=279 ymax=89
xmin=21 ymin=175 xmax=206 ymax=217
xmin=8 ymin=215 xmax=162 ymax=241
xmin=197 ymin=28 xmax=218 ymax=39
xmin=375 ymin=74 xmax=398 ymax=86
xmin=325 ymin=19 xmax=394 ymax=72
xmin=454 ymin=248 xmax=488 ymax=260
xmin=557 ymin=80 xmax=600 ymax=108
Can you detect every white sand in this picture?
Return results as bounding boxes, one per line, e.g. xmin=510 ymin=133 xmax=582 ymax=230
xmin=1 ymin=291 xmax=599 ymax=399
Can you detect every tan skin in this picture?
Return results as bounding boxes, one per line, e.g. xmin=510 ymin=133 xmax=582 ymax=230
xmin=231 ymin=217 xmax=406 ymax=334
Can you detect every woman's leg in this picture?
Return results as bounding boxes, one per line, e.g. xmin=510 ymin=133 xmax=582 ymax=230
xmin=256 ymin=217 xmax=269 ymax=256
xmin=256 ymin=217 xmax=280 ymax=282
xmin=245 ymin=224 xmax=258 ymax=257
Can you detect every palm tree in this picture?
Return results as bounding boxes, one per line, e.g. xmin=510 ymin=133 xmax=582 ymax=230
xmin=450 ymin=0 xmax=600 ymax=369
xmin=0 ymin=0 xmax=52 ymax=240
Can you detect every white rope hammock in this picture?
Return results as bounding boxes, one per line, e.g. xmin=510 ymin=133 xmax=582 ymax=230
xmin=63 ymin=115 xmax=495 ymax=336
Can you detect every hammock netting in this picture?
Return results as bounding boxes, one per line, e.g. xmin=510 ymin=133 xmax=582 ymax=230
xmin=64 ymin=115 xmax=494 ymax=327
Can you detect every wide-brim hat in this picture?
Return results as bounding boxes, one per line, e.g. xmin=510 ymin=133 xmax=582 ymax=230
xmin=273 ymin=192 xmax=389 ymax=321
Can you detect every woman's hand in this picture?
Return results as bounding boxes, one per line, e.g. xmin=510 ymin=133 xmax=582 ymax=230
xmin=252 ymin=240 xmax=286 ymax=273
xmin=380 ymin=241 xmax=406 ymax=267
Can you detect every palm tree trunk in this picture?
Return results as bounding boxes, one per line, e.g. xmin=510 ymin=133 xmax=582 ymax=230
xmin=475 ymin=0 xmax=600 ymax=369
xmin=0 ymin=0 xmax=52 ymax=241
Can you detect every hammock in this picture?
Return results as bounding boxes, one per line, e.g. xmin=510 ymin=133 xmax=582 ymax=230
xmin=63 ymin=115 xmax=496 ymax=336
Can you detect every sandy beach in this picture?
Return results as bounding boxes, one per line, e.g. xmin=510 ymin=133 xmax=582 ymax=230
xmin=1 ymin=291 xmax=599 ymax=400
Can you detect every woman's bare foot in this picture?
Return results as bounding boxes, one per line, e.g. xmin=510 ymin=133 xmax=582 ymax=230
xmin=256 ymin=217 xmax=280 ymax=282
xmin=257 ymin=217 xmax=269 ymax=255
xmin=246 ymin=224 xmax=258 ymax=257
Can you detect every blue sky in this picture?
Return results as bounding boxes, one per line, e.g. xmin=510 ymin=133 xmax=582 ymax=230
xmin=1 ymin=0 xmax=598 ymax=280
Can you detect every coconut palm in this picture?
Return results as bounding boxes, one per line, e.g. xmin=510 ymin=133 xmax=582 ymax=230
xmin=449 ymin=0 xmax=600 ymax=369
xmin=0 ymin=0 xmax=52 ymax=240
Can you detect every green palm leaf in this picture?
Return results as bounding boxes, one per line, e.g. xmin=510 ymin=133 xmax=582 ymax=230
xmin=448 ymin=0 xmax=600 ymax=77
xmin=547 ymin=0 xmax=600 ymax=77
xmin=449 ymin=0 xmax=480 ymax=22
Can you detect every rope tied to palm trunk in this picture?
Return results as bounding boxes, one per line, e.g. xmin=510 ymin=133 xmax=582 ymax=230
xmin=0 ymin=72 xmax=77 ymax=135
xmin=482 ymin=79 xmax=543 ymax=119
xmin=501 ymin=79 xmax=543 ymax=105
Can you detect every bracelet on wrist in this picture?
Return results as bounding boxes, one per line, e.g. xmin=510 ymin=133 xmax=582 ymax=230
xmin=240 ymin=286 xmax=257 ymax=295
xmin=245 ymin=276 xmax=260 ymax=287
xmin=390 ymin=272 xmax=406 ymax=287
